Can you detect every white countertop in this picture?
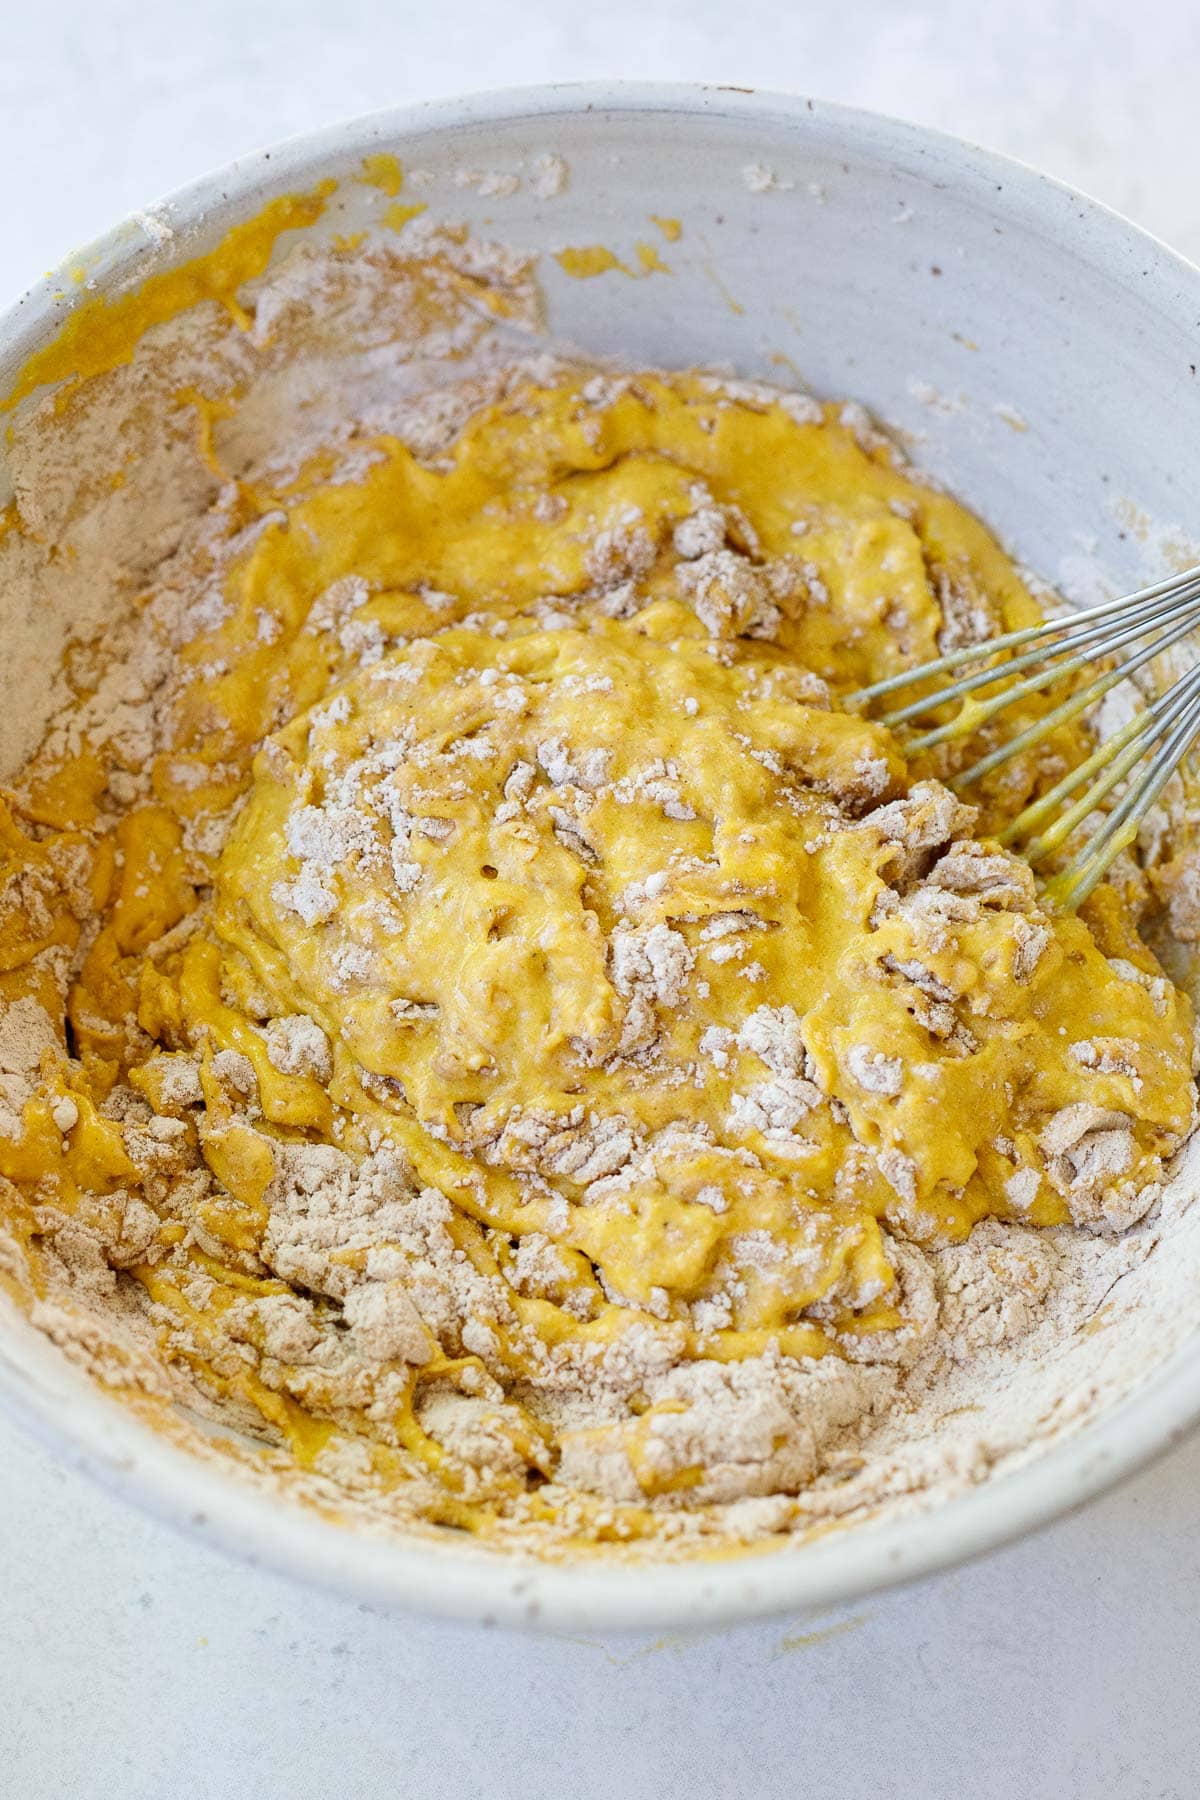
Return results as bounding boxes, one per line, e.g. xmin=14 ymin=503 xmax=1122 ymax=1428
xmin=2 ymin=4 xmax=1198 ymax=1794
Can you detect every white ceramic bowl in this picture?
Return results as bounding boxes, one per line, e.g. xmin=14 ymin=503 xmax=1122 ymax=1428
xmin=3 ymin=83 xmax=1200 ymax=1634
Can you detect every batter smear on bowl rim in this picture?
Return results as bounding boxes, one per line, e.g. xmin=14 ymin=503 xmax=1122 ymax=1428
xmin=0 ymin=195 xmax=1196 ymax=1555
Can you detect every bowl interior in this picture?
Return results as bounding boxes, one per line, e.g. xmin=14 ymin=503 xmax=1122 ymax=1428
xmin=3 ymin=84 xmax=1200 ymax=1631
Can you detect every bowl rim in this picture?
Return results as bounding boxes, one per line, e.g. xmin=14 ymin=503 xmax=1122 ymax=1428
xmin=3 ymin=79 xmax=1200 ymax=1633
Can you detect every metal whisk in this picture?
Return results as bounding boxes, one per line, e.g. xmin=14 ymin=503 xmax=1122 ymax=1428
xmin=847 ymin=565 xmax=1200 ymax=910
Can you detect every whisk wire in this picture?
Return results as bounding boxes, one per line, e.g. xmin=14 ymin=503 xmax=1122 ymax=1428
xmin=879 ymin=581 xmax=1200 ymax=732
xmin=847 ymin=559 xmax=1200 ymax=909
xmin=947 ymin=604 xmax=1200 ymax=782
xmin=1011 ymin=662 xmax=1200 ymax=864
xmin=1046 ymin=684 xmax=1200 ymax=910
xmin=847 ymin=565 xmax=1200 ymax=709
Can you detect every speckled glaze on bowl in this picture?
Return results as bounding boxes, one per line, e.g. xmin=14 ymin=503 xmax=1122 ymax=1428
xmin=3 ymin=83 xmax=1200 ymax=1633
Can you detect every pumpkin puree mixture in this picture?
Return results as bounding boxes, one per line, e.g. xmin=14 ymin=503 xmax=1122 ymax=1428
xmin=0 ymin=194 xmax=1195 ymax=1553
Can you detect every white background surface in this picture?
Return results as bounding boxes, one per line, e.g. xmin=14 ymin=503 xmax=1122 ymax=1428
xmin=2 ymin=3 xmax=1199 ymax=1795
